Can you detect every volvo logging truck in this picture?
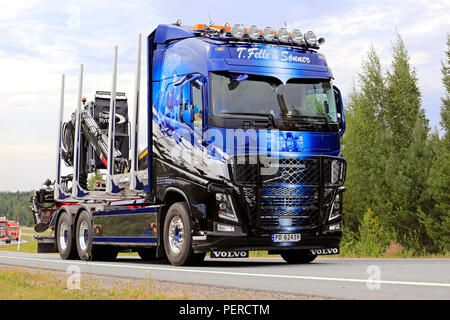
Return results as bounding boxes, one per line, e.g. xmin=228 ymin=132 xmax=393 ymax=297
xmin=31 ymin=22 xmax=346 ymax=266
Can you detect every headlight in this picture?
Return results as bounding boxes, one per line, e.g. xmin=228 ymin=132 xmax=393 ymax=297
xmin=277 ymin=28 xmax=290 ymax=43
xmin=231 ymin=24 xmax=245 ymax=40
xmin=329 ymin=193 xmax=342 ymax=221
xmin=305 ymin=30 xmax=318 ymax=46
xmin=248 ymin=25 xmax=260 ymax=40
xmin=262 ymin=27 xmax=275 ymax=41
xmin=216 ymin=193 xmax=238 ymax=222
xmin=291 ymin=29 xmax=305 ymax=46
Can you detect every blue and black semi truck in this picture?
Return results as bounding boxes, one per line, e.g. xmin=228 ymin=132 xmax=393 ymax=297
xmin=31 ymin=22 xmax=346 ymax=266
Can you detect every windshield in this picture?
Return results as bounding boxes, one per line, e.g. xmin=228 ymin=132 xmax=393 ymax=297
xmin=210 ymin=72 xmax=337 ymax=123
xmin=0 ymin=222 xmax=6 ymax=228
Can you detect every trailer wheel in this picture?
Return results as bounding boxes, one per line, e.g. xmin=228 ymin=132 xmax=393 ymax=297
xmin=137 ymin=247 xmax=157 ymax=261
xmin=56 ymin=211 xmax=78 ymax=260
xmin=75 ymin=210 xmax=93 ymax=260
xmin=163 ymin=202 xmax=197 ymax=266
xmin=280 ymin=250 xmax=317 ymax=264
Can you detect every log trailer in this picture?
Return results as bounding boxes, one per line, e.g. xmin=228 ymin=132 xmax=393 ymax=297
xmin=31 ymin=22 xmax=346 ymax=266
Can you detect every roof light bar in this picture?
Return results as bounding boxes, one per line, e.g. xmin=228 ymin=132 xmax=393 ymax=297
xmin=192 ymin=23 xmax=324 ymax=48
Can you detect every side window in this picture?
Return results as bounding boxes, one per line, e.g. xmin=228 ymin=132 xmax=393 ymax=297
xmin=191 ymin=80 xmax=203 ymax=129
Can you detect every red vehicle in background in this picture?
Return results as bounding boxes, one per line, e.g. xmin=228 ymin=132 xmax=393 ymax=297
xmin=6 ymin=221 xmax=20 ymax=243
xmin=0 ymin=217 xmax=7 ymax=242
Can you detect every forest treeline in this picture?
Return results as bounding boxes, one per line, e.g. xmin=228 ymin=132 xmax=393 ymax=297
xmin=341 ymin=34 xmax=449 ymax=256
xmin=0 ymin=191 xmax=34 ymax=226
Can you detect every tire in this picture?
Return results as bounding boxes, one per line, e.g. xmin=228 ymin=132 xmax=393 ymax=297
xmin=163 ymin=202 xmax=198 ymax=266
xmin=138 ymin=247 xmax=157 ymax=261
xmin=56 ymin=211 xmax=78 ymax=260
xmin=280 ymin=250 xmax=317 ymax=264
xmin=75 ymin=210 xmax=93 ymax=260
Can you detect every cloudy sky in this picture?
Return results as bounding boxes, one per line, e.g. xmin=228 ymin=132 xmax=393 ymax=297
xmin=0 ymin=0 xmax=449 ymax=191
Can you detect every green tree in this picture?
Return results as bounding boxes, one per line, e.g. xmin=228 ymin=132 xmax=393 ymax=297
xmin=441 ymin=34 xmax=450 ymax=143
xmin=342 ymin=46 xmax=387 ymax=231
xmin=421 ymin=34 xmax=450 ymax=253
xmin=385 ymin=33 xmax=422 ymax=152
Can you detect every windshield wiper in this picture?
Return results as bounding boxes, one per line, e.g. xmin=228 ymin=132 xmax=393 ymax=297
xmin=289 ymin=114 xmax=332 ymax=130
xmin=220 ymin=111 xmax=276 ymax=127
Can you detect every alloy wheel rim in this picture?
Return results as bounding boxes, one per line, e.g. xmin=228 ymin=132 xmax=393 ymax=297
xmin=79 ymin=221 xmax=89 ymax=251
xmin=59 ymin=221 xmax=69 ymax=251
xmin=168 ymin=216 xmax=184 ymax=254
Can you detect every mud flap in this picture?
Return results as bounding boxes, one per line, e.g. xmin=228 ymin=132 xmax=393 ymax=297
xmin=35 ymin=235 xmax=57 ymax=253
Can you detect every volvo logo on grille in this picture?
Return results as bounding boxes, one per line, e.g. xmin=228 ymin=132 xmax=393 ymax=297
xmin=263 ymin=164 xmax=306 ymax=183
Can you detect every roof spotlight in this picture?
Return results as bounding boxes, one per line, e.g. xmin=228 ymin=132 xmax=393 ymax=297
xmin=231 ymin=24 xmax=245 ymax=40
xmin=277 ymin=28 xmax=290 ymax=43
xmin=262 ymin=27 xmax=275 ymax=41
xmin=248 ymin=25 xmax=260 ymax=40
xmin=305 ymin=31 xmax=318 ymax=46
xmin=291 ymin=29 xmax=305 ymax=46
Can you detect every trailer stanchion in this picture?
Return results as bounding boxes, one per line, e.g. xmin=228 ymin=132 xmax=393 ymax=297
xmin=72 ymin=64 xmax=89 ymax=198
xmin=130 ymin=34 xmax=142 ymax=192
xmin=54 ymin=74 xmax=70 ymax=200
xmin=106 ymin=46 xmax=119 ymax=194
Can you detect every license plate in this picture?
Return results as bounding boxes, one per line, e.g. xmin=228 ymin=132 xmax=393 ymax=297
xmin=210 ymin=250 xmax=249 ymax=258
xmin=310 ymin=248 xmax=340 ymax=255
xmin=271 ymin=233 xmax=301 ymax=242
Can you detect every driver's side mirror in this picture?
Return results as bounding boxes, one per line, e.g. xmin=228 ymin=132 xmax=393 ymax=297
xmin=333 ymin=85 xmax=346 ymax=137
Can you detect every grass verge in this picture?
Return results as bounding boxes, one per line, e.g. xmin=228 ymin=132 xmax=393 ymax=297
xmin=0 ymin=265 xmax=176 ymax=300
xmin=0 ymin=265 xmax=315 ymax=300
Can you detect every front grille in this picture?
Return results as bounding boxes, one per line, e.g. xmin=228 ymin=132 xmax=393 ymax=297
xmin=231 ymin=155 xmax=346 ymax=234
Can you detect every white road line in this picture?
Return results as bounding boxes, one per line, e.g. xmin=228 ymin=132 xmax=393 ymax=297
xmin=0 ymin=254 xmax=449 ymax=288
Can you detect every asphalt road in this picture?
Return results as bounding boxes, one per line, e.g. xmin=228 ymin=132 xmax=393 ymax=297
xmin=0 ymin=251 xmax=448 ymax=299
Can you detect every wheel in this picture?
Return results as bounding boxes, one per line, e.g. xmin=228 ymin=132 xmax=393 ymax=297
xmin=280 ymin=250 xmax=317 ymax=264
xmin=138 ymin=247 xmax=157 ymax=261
xmin=56 ymin=211 xmax=78 ymax=260
xmin=75 ymin=210 xmax=93 ymax=260
xmin=163 ymin=202 xmax=198 ymax=266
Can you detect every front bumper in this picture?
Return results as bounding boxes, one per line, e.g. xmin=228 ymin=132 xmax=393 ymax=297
xmin=192 ymin=230 xmax=342 ymax=252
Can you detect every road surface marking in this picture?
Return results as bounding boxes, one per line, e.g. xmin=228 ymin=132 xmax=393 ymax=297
xmin=0 ymin=254 xmax=449 ymax=288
